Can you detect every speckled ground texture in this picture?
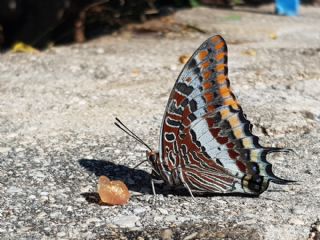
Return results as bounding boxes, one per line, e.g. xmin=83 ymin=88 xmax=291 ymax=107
xmin=1 ymin=4 xmax=320 ymax=240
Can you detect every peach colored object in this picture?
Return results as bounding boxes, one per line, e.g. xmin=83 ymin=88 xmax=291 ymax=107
xmin=98 ymin=176 xmax=130 ymax=205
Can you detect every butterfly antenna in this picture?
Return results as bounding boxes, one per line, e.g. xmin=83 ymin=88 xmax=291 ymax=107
xmin=133 ymin=160 xmax=149 ymax=169
xmin=114 ymin=118 xmax=153 ymax=151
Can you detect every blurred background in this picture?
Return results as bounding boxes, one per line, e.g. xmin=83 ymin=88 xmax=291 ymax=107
xmin=0 ymin=0 xmax=319 ymax=50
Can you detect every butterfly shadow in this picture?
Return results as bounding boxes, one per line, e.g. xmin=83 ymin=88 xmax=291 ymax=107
xmin=78 ymin=158 xmax=262 ymax=202
xmin=77 ymin=158 xmax=201 ymax=203
xmin=78 ymin=158 xmax=202 ymax=201
xmin=78 ymin=158 xmax=153 ymax=202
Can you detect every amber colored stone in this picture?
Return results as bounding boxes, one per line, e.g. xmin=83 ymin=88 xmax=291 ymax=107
xmin=98 ymin=176 xmax=130 ymax=205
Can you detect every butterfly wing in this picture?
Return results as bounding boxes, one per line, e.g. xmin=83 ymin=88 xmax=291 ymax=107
xmin=159 ymin=35 xmax=292 ymax=195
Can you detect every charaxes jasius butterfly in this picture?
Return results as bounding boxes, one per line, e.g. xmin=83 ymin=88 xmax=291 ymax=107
xmin=115 ymin=35 xmax=293 ymax=199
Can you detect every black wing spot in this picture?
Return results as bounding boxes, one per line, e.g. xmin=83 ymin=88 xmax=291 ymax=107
xmin=240 ymin=149 xmax=251 ymax=161
xmin=251 ymin=136 xmax=262 ymax=148
xmin=246 ymin=162 xmax=260 ymax=175
xmin=224 ymin=55 xmax=228 ymax=63
xmin=199 ymin=146 xmax=211 ymax=159
xmin=188 ymin=58 xmax=197 ymax=69
xmin=188 ymin=113 xmax=197 ymax=122
xmin=265 ymin=164 xmax=274 ymax=176
xmin=212 ymin=112 xmax=222 ymax=124
xmin=190 ymin=129 xmax=201 ymax=148
xmin=225 ymin=78 xmax=231 ymax=88
xmin=233 ymin=139 xmax=244 ymax=149
xmin=176 ymin=83 xmax=194 ymax=96
xmin=247 ymin=175 xmax=263 ymax=193
xmin=181 ymin=98 xmax=189 ymax=107
xmin=165 ymin=133 xmax=176 ymax=142
xmin=216 ymin=158 xmax=223 ymax=166
xmin=169 ymin=101 xmax=183 ymax=115
xmin=189 ymin=99 xmax=197 ymax=112
xmin=225 ymin=129 xmax=236 ymax=139
xmin=179 ymin=133 xmax=186 ymax=139
xmin=166 ymin=117 xmax=181 ymax=128
xmin=194 ymin=67 xmax=201 ymax=75
xmin=202 ymin=151 xmax=211 ymax=160
xmin=168 ymin=151 xmax=176 ymax=164
xmin=220 ymin=120 xmax=231 ymax=130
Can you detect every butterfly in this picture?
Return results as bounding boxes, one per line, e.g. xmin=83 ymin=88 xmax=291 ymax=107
xmin=116 ymin=35 xmax=293 ymax=199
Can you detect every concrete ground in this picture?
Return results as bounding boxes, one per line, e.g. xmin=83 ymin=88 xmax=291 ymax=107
xmin=0 ymin=4 xmax=319 ymax=240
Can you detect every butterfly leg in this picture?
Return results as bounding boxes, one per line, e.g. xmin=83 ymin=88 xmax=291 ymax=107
xmin=183 ymin=181 xmax=196 ymax=202
xmin=177 ymin=166 xmax=197 ymax=202
xmin=150 ymin=178 xmax=164 ymax=205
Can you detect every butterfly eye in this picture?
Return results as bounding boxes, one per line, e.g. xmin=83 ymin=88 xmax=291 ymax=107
xmin=148 ymin=154 xmax=157 ymax=162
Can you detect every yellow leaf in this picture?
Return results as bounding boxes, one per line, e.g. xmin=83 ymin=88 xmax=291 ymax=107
xmin=12 ymin=42 xmax=39 ymax=53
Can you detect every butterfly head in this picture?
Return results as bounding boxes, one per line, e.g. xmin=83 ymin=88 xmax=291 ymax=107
xmin=146 ymin=150 xmax=163 ymax=179
xmin=146 ymin=150 xmax=159 ymax=165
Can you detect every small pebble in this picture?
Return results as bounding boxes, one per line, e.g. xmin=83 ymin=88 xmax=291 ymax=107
xmin=96 ymin=48 xmax=105 ymax=54
xmin=165 ymin=215 xmax=176 ymax=222
xmin=216 ymin=232 xmax=226 ymax=238
xmin=158 ymin=208 xmax=169 ymax=215
xmin=113 ymin=215 xmax=140 ymax=228
xmin=183 ymin=232 xmax=198 ymax=240
xmin=289 ymin=218 xmax=304 ymax=225
xmin=57 ymin=231 xmax=66 ymax=237
xmin=28 ymin=195 xmax=36 ymax=200
xmin=161 ymin=229 xmax=173 ymax=240
xmin=134 ymin=207 xmax=148 ymax=214
xmin=0 ymin=147 xmax=11 ymax=153
xmin=7 ymin=187 xmax=22 ymax=194
xmin=154 ymin=215 xmax=164 ymax=222
xmin=37 ymin=212 xmax=47 ymax=219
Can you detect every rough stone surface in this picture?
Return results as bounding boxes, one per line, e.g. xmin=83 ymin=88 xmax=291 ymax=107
xmin=0 ymin=4 xmax=320 ymax=240
xmin=112 ymin=215 xmax=140 ymax=228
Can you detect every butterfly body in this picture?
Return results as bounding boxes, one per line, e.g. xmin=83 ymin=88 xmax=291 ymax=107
xmin=145 ymin=35 xmax=292 ymax=197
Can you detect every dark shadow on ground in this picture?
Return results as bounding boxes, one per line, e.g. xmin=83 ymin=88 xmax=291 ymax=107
xmin=78 ymin=158 xmax=151 ymax=193
xmin=78 ymin=158 xmax=260 ymax=201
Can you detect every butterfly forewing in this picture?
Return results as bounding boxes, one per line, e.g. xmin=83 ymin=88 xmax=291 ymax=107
xmin=158 ymin=35 xmax=291 ymax=195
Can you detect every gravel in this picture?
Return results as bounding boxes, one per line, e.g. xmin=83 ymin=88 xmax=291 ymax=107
xmin=0 ymin=4 xmax=320 ymax=240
